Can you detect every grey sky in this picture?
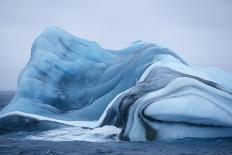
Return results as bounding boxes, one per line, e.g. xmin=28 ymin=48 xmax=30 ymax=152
xmin=0 ymin=0 xmax=232 ymax=90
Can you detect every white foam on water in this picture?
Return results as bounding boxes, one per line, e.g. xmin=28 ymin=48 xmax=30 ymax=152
xmin=27 ymin=125 xmax=121 ymax=142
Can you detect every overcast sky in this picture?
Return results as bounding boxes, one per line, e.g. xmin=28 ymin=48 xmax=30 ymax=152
xmin=0 ymin=0 xmax=232 ymax=90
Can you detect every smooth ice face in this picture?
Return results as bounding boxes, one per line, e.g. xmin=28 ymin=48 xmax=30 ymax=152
xmin=0 ymin=26 xmax=232 ymax=141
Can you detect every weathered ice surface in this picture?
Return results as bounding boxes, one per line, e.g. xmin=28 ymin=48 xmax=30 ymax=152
xmin=0 ymin=26 xmax=232 ymax=141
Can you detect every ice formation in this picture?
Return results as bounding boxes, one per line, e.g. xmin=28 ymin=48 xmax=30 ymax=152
xmin=0 ymin=26 xmax=232 ymax=141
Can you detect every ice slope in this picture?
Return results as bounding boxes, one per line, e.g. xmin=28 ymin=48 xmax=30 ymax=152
xmin=0 ymin=26 xmax=232 ymax=141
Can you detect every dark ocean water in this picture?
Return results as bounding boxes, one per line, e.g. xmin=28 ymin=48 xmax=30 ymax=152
xmin=0 ymin=91 xmax=232 ymax=155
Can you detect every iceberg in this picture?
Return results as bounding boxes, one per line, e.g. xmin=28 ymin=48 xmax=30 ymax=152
xmin=0 ymin=26 xmax=232 ymax=141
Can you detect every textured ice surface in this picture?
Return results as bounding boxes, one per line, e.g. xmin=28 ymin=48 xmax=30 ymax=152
xmin=0 ymin=26 xmax=232 ymax=141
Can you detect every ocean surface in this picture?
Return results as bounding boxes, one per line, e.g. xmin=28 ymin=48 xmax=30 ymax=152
xmin=0 ymin=91 xmax=232 ymax=155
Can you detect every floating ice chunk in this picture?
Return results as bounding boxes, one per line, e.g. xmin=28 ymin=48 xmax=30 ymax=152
xmin=0 ymin=26 xmax=232 ymax=141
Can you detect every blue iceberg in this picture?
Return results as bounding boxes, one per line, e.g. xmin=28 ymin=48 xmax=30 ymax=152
xmin=0 ymin=26 xmax=232 ymax=141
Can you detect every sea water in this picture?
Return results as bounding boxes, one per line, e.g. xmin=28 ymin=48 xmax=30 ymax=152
xmin=0 ymin=91 xmax=232 ymax=155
